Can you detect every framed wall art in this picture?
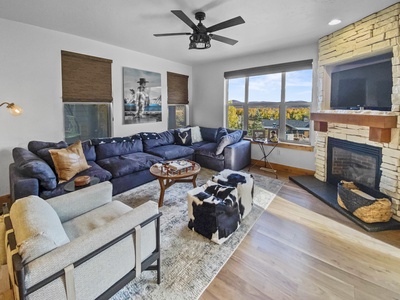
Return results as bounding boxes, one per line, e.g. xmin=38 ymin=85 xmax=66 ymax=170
xmin=252 ymin=130 xmax=265 ymax=141
xmin=268 ymin=129 xmax=279 ymax=143
xmin=123 ymin=67 xmax=162 ymax=125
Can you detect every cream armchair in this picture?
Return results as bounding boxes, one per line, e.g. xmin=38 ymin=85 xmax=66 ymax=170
xmin=4 ymin=181 xmax=161 ymax=300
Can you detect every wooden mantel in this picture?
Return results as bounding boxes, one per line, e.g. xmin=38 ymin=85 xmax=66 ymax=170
xmin=311 ymin=112 xmax=398 ymax=143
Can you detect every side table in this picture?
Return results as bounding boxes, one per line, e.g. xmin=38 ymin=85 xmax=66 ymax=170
xmin=64 ymin=176 xmax=100 ymax=192
xmin=248 ymin=140 xmax=278 ymax=178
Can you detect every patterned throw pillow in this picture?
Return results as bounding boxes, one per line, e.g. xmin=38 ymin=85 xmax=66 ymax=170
xmin=140 ymin=132 xmax=161 ymax=140
xmin=174 ymin=128 xmax=192 ymax=146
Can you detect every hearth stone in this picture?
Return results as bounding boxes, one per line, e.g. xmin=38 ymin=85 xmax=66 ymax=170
xmin=289 ymin=175 xmax=400 ymax=232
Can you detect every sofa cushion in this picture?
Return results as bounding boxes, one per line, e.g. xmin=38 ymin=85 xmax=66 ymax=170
xmin=140 ymin=132 xmax=161 ymax=140
xmin=93 ymin=136 xmax=143 ymax=160
xmin=81 ymin=140 xmax=96 ymax=162
xmin=13 ymin=147 xmax=57 ymax=190
xmin=200 ymin=127 xmax=218 ymax=142
xmin=10 ymin=195 xmax=70 ymax=264
xmin=97 ymin=152 xmax=161 ymax=178
xmin=49 ymin=141 xmax=91 ymax=183
xmin=190 ymin=141 xmax=210 ymax=150
xmin=190 ymin=126 xmax=203 ymax=143
xmin=142 ymin=130 xmax=174 ymax=151
xmin=174 ymin=128 xmax=192 ymax=146
xmin=28 ymin=141 xmax=68 ymax=170
xmin=195 ymin=143 xmax=224 ymax=160
xmin=216 ymin=130 xmax=243 ymax=155
xmin=146 ymin=144 xmax=194 ymax=160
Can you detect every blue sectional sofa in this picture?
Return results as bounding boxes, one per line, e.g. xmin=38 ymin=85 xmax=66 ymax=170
xmin=9 ymin=126 xmax=251 ymax=202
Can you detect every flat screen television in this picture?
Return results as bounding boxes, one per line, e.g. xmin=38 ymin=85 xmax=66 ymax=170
xmin=330 ymin=53 xmax=393 ymax=111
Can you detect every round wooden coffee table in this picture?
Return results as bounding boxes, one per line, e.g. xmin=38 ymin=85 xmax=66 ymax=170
xmin=150 ymin=160 xmax=201 ymax=207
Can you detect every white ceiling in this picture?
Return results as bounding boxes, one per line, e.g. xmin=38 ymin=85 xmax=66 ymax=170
xmin=0 ymin=0 xmax=398 ymax=66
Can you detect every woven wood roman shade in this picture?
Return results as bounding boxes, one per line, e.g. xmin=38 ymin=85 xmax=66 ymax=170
xmin=61 ymin=51 xmax=113 ymax=102
xmin=167 ymin=72 xmax=189 ymax=105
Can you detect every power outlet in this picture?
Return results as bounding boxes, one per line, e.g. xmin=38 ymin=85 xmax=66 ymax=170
xmin=276 ymin=149 xmax=281 ymax=155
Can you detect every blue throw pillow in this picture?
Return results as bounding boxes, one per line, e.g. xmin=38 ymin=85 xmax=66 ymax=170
xmin=174 ymin=128 xmax=192 ymax=146
xmin=216 ymin=127 xmax=228 ymax=142
xmin=13 ymin=147 xmax=57 ymax=190
xmin=28 ymin=141 xmax=68 ymax=170
xmin=215 ymin=130 xmax=243 ymax=155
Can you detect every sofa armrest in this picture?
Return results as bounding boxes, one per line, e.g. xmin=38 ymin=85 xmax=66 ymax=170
xmin=9 ymin=163 xmax=39 ymax=202
xmin=224 ymin=140 xmax=251 ymax=171
xmin=16 ymin=201 xmax=160 ymax=297
xmin=46 ymin=181 xmax=113 ymax=223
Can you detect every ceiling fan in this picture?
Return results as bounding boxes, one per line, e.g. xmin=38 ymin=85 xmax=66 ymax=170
xmin=153 ymin=10 xmax=245 ymax=50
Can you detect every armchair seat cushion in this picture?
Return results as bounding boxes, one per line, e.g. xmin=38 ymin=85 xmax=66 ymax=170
xmin=96 ymin=152 xmax=161 ymax=178
xmin=63 ymin=200 xmax=132 ymax=240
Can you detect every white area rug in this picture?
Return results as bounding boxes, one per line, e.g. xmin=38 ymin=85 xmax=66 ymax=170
xmin=111 ymin=168 xmax=283 ymax=300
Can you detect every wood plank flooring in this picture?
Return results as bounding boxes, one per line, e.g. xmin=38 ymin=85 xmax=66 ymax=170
xmin=200 ymin=170 xmax=400 ymax=300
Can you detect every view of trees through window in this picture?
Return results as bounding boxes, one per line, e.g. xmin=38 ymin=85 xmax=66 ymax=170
xmin=227 ymin=67 xmax=312 ymax=144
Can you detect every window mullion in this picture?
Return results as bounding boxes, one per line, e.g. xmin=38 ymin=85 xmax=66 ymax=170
xmin=244 ymin=77 xmax=249 ymax=132
xmin=279 ymin=73 xmax=286 ymax=140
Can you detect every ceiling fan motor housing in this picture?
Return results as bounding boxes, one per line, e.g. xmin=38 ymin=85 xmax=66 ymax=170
xmin=195 ymin=12 xmax=206 ymax=22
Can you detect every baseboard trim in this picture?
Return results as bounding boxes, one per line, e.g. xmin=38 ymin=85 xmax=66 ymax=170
xmin=250 ymin=159 xmax=315 ymax=176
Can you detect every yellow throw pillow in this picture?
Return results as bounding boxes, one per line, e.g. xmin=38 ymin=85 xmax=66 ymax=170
xmin=49 ymin=141 xmax=91 ymax=183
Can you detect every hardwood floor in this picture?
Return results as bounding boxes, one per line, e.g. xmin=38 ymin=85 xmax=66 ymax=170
xmin=200 ymin=170 xmax=400 ymax=300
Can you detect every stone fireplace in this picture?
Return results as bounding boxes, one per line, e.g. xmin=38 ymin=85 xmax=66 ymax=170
xmin=313 ymin=3 xmax=400 ymax=221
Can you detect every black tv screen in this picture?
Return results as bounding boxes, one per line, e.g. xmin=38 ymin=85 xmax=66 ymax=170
xmin=330 ymin=53 xmax=392 ymax=111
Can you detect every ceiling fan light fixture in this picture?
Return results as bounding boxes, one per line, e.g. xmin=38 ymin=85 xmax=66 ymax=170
xmin=189 ymin=33 xmax=211 ymax=50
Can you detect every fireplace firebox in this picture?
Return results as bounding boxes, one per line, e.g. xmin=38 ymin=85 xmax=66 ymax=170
xmin=327 ymin=137 xmax=382 ymax=190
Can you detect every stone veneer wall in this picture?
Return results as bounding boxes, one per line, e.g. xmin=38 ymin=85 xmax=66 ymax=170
xmin=315 ymin=3 xmax=400 ymax=220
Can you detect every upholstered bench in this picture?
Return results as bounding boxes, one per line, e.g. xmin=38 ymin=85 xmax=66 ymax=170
xmin=187 ymin=181 xmax=240 ymax=244
xmin=212 ymin=169 xmax=254 ymax=219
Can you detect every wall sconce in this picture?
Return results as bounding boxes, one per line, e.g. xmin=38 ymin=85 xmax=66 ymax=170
xmin=0 ymin=102 xmax=23 ymax=116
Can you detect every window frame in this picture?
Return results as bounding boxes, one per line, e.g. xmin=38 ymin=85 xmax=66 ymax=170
xmin=225 ymin=60 xmax=313 ymax=145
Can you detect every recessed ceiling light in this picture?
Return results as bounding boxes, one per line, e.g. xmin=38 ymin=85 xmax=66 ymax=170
xmin=329 ymin=19 xmax=342 ymax=26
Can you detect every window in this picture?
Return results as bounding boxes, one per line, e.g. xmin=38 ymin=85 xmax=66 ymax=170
xmin=64 ymin=103 xmax=112 ymax=144
xmin=167 ymin=72 xmax=189 ymax=129
xmin=226 ymin=60 xmax=312 ymax=144
xmin=61 ymin=51 xmax=113 ymax=142
xmin=168 ymin=105 xmax=188 ymax=129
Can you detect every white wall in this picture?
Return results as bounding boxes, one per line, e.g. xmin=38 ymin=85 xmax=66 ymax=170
xmin=191 ymin=44 xmax=318 ymax=171
xmin=0 ymin=18 xmax=192 ymax=195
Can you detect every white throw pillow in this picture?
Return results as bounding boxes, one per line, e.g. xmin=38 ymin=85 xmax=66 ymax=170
xmin=10 ymin=196 xmax=70 ymax=264
xmin=191 ymin=126 xmax=203 ymax=143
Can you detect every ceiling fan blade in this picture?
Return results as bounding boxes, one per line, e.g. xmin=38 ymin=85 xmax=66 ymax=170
xmin=206 ymin=16 xmax=245 ymax=33
xmin=154 ymin=33 xmax=191 ymax=37
xmin=171 ymin=10 xmax=199 ymax=31
xmin=210 ymin=34 xmax=238 ymax=45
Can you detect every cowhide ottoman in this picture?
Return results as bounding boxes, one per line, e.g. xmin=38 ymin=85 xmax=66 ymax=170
xmin=212 ymin=169 xmax=254 ymax=219
xmin=187 ymin=181 xmax=240 ymax=244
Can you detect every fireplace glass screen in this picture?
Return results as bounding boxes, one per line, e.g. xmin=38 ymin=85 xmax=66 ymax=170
xmin=327 ymin=138 xmax=381 ymax=190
